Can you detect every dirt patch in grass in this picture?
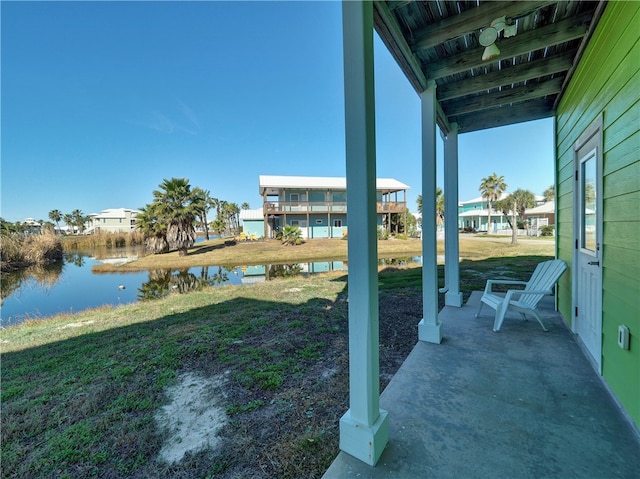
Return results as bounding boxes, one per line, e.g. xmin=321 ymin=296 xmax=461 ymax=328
xmin=155 ymin=372 xmax=229 ymax=464
xmin=148 ymin=285 xmax=424 ymax=479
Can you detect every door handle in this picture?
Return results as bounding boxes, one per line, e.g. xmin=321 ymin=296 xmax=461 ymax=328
xmin=588 ymin=261 xmax=600 ymax=266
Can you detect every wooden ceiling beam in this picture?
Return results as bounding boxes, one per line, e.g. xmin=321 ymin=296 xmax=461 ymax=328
xmin=455 ymin=99 xmax=555 ymax=133
xmin=425 ymin=11 xmax=592 ymax=80
xmin=387 ymin=1 xmax=413 ymax=11
xmin=442 ymin=77 xmax=564 ymax=116
xmin=437 ymin=51 xmax=575 ymax=101
xmin=409 ymin=1 xmax=556 ymax=52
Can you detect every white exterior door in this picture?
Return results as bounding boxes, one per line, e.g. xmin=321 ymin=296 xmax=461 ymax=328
xmin=573 ymin=116 xmax=603 ymax=373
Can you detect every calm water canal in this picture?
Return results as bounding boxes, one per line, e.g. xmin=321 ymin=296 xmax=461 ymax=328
xmin=2 ymin=245 xmax=396 ymax=326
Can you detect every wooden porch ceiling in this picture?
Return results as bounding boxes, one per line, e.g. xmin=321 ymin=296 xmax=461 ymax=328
xmin=374 ymin=0 xmax=606 ymax=134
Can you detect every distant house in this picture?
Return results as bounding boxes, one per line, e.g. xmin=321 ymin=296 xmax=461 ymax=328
xmin=87 ymin=208 xmax=139 ymax=234
xmin=458 ymin=194 xmax=545 ymax=232
xmin=21 ymin=218 xmax=43 ymax=234
xmin=524 ymin=200 xmax=555 ymax=234
xmin=246 ymin=175 xmax=410 ymax=239
xmin=239 ymin=208 xmax=267 ymax=238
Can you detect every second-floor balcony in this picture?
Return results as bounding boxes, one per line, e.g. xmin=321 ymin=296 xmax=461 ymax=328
xmin=264 ymin=201 xmax=407 ymax=214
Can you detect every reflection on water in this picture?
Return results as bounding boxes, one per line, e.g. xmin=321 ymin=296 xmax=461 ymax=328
xmin=1 ymin=261 xmax=64 ymax=306
xmin=1 ymin=248 xmax=419 ymax=326
xmin=138 ymin=266 xmax=230 ymax=301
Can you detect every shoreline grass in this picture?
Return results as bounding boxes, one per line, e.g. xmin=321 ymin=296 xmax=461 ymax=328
xmin=0 ymin=232 xmax=63 ymax=272
xmin=61 ymin=231 xmax=146 ymax=250
xmin=1 ymin=241 xmax=554 ymax=478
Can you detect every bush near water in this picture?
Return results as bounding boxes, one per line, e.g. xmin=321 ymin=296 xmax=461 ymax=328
xmin=1 ymin=231 xmax=147 ymax=272
xmin=0 ymin=232 xmax=63 ymax=271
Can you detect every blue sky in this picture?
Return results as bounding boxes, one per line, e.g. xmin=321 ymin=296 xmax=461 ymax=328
xmin=1 ymin=1 xmax=554 ymax=223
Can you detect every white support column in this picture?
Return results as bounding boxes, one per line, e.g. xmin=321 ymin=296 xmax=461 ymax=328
xmin=339 ymin=0 xmax=389 ymax=466
xmin=419 ymin=81 xmax=443 ymax=343
xmin=444 ymin=123 xmax=464 ymax=307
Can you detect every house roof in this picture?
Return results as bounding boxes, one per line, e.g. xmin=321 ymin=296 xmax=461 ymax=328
xmin=239 ymin=208 xmax=264 ymax=221
xmin=459 ymin=209 xmax=491 ymax=217
xmin=258 ymin=175 xmax=410 ymax=196
xmin=459 ymin=193 xmax=510 ymax=205
xmin=460 ymin=193 xmax=544 ymax=205
xmin=373 ymin=1 xmax=605 ymax=134
xmin=90 ymin=208 xmax=139 ymax=219
xmin=525 ymin=201 xmax=555 ymax=214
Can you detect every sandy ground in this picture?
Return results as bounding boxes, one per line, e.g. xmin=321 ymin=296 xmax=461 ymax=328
xmin=154 ymin=372 xmax=229 ymax=464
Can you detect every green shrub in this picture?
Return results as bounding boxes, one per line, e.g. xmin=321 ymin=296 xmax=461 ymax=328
xmin=281 ymin=225 xmax=303 ymax=246
xmin=377 ymin=227 xmax=390 ymax=240
xmin=540 ymin=225 xmax=555 ymax=236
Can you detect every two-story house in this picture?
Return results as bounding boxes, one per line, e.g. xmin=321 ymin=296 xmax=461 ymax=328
xmin=240 ymin=175 xmax=410 ymax=239
xmin=458 ymin=194 xmax=545 ymax=232
xmin=87 ymin=208 xmax=139 ymax=234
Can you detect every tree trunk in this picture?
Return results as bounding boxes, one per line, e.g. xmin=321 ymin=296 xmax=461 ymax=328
xmin=511 ymin=202 xmax=518 ymax=244
xmin=202 ymin=213 xmax=210 ymax=241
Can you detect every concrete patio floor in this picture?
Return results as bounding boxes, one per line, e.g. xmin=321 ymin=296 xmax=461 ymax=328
xmin=324 ymin=291 xmax=640 ymax=479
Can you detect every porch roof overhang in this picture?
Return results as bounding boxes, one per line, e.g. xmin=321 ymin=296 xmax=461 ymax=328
xmin=374 ymin=0 xmax=606 ymax=134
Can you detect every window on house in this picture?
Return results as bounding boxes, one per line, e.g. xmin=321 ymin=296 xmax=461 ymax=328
xmin=334 ymin=219 xmax=342 ymax=228
xmin=315 ymin=219 xmax=323 ymax=225
xmin=290 ymin=193 xmax=299 ymax=203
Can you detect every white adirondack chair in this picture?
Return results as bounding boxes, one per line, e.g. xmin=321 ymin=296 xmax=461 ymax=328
xmin=476 ymin=259 xmax=568 ymax=332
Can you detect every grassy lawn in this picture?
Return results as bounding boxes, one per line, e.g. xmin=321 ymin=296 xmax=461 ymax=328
xmin=93 ymin=235 xmax=554 ymax=271
xmin=1 ymin=239 xmax=554 ymax=478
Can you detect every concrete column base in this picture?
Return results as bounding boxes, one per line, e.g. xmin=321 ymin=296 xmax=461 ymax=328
xmin=419 ymin=319 xmax=442 ymax=344
xmin=445 ymin=291 xmax=464 ymax=307
xmin=339 ymin=409 xmax=389 ymax=466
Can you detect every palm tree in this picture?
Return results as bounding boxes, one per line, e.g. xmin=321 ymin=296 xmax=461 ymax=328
xmin=136 ymin=203 xmax=169 ymax=254
xmin=512 ymin=189 xmax=536 ymax=221
xmin=192 ymin=187 xmax=214 ymax=241
xmin=479 ymin=173 xmax=507 ymax=234
xmin=152 ymin=177 xmax=198 ymax=256
xmin=211 ymin=197 xmax=221 ymax=222
xmin=71 ymin=209 xmax=87 ymax=234
xmin=416 ymin=187 xmax=444 ymax=227
xmin=220 ymin=201 xmax=240 ymax=235
xmin=501 ymin=189 xmax=536 ymax=244
xmin=543 ymin=185 xmax=555 ymax=202
xmin=436 ymin=187 xmax=444 ymax=227
xmin=241 ymin=202 xmax=250 ymax=210
xmin=210 ymin=218 xmax=226 ymax=237
xmin=229 ymin=203 xmax=240 ymax=234
xmin=48 ymin=209 xmax=62 ymax=235
xmin=63 ymin=213 xmax=74 ymax=234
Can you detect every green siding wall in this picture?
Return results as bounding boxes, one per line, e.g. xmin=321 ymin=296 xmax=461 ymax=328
xmin=556 ymin=2 xmax=640 ymax=427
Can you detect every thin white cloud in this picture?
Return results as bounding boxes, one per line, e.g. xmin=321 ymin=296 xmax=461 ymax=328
xmin=148 ymin=110 xmax=178 ymax=134
xmin=178 ymin=100 xmax=200 ymax=132
xmin=131 ymin=102 xmax=200 ymax=135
